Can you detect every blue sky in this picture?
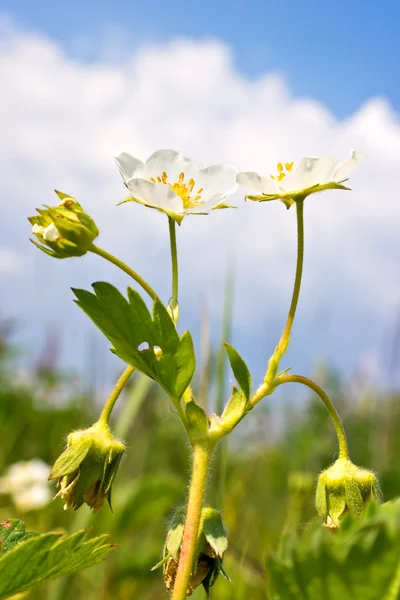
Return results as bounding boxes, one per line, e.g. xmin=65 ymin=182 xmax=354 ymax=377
xmin=3 ymin=0 xmax=400 ymax=118
xmin=1 ymin=1 xmax=400 ymax=391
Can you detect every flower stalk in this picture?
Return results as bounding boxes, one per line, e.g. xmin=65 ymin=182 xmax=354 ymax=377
xmin=89 ymin=244 xmax=160 ymax=303
xmin=168 ymin=216 xmax=179 ymax=322
xmin=263 ymin=199 xmax=305 ymax=392
xmin=98 ymin=366 xmax=136 ymax=426
xmin=275 ymin=373 xmax=349 ymax=459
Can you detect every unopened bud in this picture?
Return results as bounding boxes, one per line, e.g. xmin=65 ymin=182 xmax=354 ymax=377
xmin=29 ymin=191 xmax=98 ymax=259
xmin=316 ymin=457 xmax=382 ymax=528
xmin=49 ymin=421 xmax=125 ymax=513
xmin=154 ymin=507 xmax=229 ymax=596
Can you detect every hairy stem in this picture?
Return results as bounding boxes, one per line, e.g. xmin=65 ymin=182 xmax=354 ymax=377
xmin=89 ymin=244 xmax=160 ymax=303
xmin=168 ymin=217 xmax=179 ymax=321
xmin=275 ymin=374 xmax=349 ymax=459
xmin=172 ymin=444 xmax=213 ymax=600
xmin=98 ymin=366 xmax=135 ymax=426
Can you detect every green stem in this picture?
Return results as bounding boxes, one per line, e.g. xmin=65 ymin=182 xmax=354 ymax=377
xmin=172 ymin=444 xmax=213 ymax=600
xmin=280 ymin=199 xmax=304 ymax=350
xmin=265 ymin=199 xmax=305 ymax=386
xmin=98 ymin=366 xmax=135 ymax=426
xmin=89 ymin=244 xmax=160 ymax=303
xmin=275 ymin=374 xmax=349 ymax=459
xmin=168 ymin=217 xmax=179 ymax=321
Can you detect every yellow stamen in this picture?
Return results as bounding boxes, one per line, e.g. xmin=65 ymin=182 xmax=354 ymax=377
xmin=149 ymin=171 xmax=204 ymax=209
xmin=270 ymin=160 xmax=295 ymax=183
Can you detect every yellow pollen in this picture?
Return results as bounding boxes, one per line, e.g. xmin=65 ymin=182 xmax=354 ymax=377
xmin=150 ymin=171 xmax=204 ymax=209
xmin=270 ymin=160 xmax=295 ymax=182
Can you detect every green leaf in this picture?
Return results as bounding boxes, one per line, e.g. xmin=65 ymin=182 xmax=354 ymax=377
xmin=166 ymin=508 xmax=186 ymax=561
xmin=0 ymin=519 xmax=115 ymax=599
xmin=185 ymin=402 xmax=209 ymax=441
xmin=73 ymin=283 xmax=196 ymax=398
xmin=220 ymin=386 xmax=247 ymax=431
xmin=224 ymin=343 xmax=251 ymax=400
xmin=202 ymin=508 xmax=228 ymax=559
xmin=49 ymin=437 xmax=91 ymax=479
xmin=268 ymin=500 xmax=400 ymax=600
xmin=174 ymin=331 xmax=196 ymax=399
xmin=0 ymin=520 xmax=40 ymax=555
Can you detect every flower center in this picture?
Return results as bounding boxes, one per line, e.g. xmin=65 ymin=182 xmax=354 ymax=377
xmin=270 ymin=161 xmax=294 ymax=182
xmin=150 ymin=172 xmax=204 ymax=209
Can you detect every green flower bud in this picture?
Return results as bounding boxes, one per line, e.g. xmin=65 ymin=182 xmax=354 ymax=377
xmin=48 ymin=421 xmax=125 ymax=513
xmin=154 ymin=507 xmax=229 ymax=596
xmin=316 ymin=457 xmax=383 ymax=528
xmin=28 ymin=191 xmax=99 ymax=259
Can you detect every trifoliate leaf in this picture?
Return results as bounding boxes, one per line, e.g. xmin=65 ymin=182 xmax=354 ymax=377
xmin=73 ymin=282 xmax=195 ymax=399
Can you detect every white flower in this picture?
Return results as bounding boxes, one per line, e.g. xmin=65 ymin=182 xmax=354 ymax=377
xmin=0 ymin=459 xmax=52 ymax=512
xmin=115 ymin=149 xmax=238 ymax=224
xmin=237 ymin=150 xmax=364 ymax=208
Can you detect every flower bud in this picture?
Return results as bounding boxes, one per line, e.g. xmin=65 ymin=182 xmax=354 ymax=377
xmin=154 ymin=507 xmax=229 ymax=596
xmin=48 ymin=422 xmax=125 ymax=513
xmin=28 ymin=191 xmax=99 ymax=259
xmin=316 ymin=457 xmax=382 ymax=528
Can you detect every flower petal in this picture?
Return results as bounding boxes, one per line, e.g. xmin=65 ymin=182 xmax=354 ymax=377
xmin=282 ymin=156 xmax=337 ymax=191
xmin=126 ymin=177 xmax=184 ymax=213
xmin=143 ymin=149 xmax=197 ymax=182
xmin=187 ymin=193 xmax=226 ymax=213
xmin=237 ymin=171 xmax=280 ymax=195
xmin=115 ymin=153 xmax=145 ymax=183
xmin=333 ymin=150 xmax=365 ymax=182
xmin=194 ymin=164 xmax=238 ymax=202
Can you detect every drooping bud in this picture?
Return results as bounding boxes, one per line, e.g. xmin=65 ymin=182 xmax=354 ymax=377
xmin=153 ymin=507 xmax=229 ymax=596
xmin=316 ymin=457 xmax=383 ymax=529
xmin=48 ymin=421 xmax=125 ymax=513
xmin=28 ymin=191 xmax=99 ymax=259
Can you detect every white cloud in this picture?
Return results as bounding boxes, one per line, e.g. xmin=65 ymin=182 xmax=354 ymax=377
xmin=1 ymin=15 xmax=399 ymax=381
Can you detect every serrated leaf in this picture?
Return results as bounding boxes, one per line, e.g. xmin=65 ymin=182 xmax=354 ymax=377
xmin=224 ymin=343 xmax=251 ymax=400
xmin=72 ymin=283 xmax=196 ymax=399
xmin=268 ymin=500 xmax=400 ymax=600
xmin=0 ymin=520 xmax=115 ymax=598
xmin=0 ymin=520 xmax=40 ymax=555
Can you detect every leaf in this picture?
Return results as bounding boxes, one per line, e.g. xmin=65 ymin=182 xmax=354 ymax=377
xmin=220 ymin=386 xmax=247 ymax=431
xmin=202 ymin=509 xmax=228 ymax=559
xmin=174 ymin=331 xmax=196 ymax=399
xmin=73 ymin=283 xmax=196 ymax=399
xmin=0 ymin=520 xmax=40 ymax=555
xmin=268 ymin=500 xmax=400 ymax=600
xmin=166 ymin=508 xmax=186 ymax=561
xmin=185 ymin=402 xmax=209 ymax=441
xmin=224 ymin=343 xmax=251 ymax=400
xmin=0 ymin=519 xmax=115 ymax=599
xmin=49 ymin=437 xmax=91 ymax=479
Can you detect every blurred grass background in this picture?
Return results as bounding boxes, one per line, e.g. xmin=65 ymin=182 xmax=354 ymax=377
xmin=1 ymin=321 xmax=400 ymax=600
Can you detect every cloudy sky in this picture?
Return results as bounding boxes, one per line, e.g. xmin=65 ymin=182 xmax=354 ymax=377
xmin=1 ymin=2 xmax=400 ymax=391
